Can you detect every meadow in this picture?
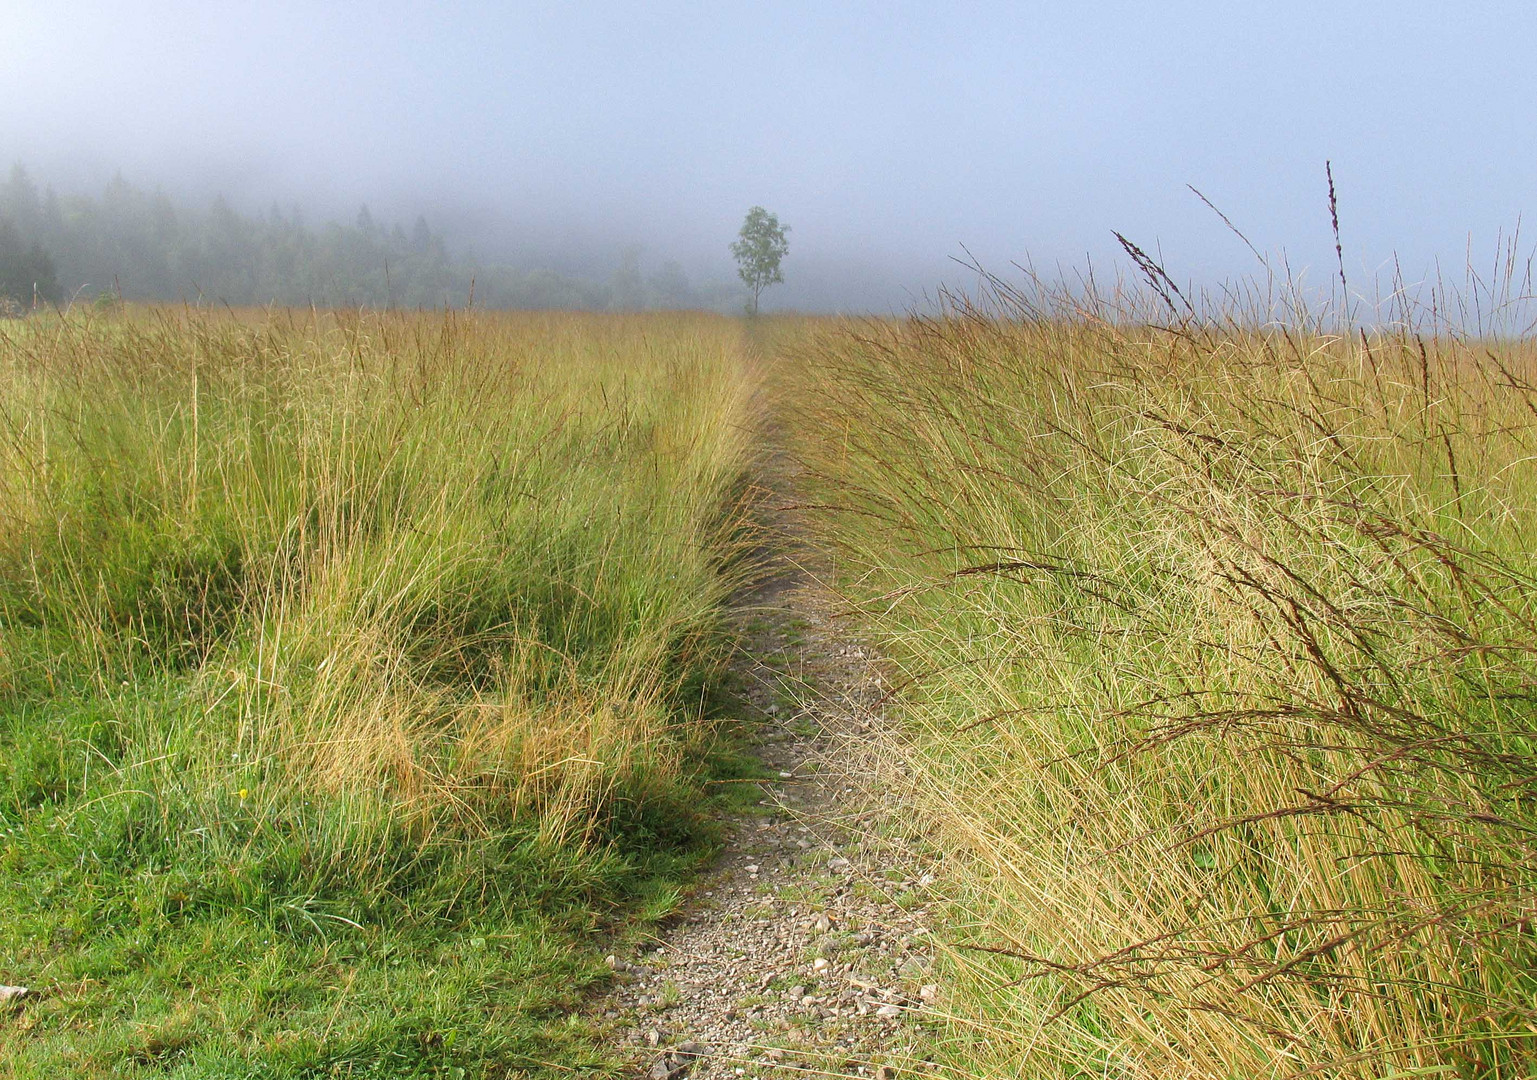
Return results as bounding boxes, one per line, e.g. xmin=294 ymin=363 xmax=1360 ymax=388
xmin=0 ymin=308 xmax=761 ymax=1076
xmin=5 ymin=284 xmax=1535 ymax=1080
xmin=789 ymin=283 xmax=1537 ymax=1078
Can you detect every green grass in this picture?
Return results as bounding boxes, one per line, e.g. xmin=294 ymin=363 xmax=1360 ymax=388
xmin=0 ymin=307 xmax=762 ymax=1076
xmin=788 ymin=288 xmax=1537 ymax=1078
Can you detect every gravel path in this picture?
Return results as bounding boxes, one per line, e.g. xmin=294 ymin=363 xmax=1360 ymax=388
xmin=599 ymin=525 xmax=944 ymax=1080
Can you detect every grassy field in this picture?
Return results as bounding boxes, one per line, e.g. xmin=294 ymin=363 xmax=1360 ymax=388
xmin=8 ymin=288 xmax=1534 ymax=1079
xmin=788 ymin=288 xmax=1537 ymax=1078
xmin=0 ymin=307 xmax=761 ymax=1077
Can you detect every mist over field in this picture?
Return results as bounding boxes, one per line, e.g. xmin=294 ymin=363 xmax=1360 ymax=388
xmin=9 ymin=6 xmax=1537 ymax=1078
xmin=5 ymin=1 xmax=1535 ymax=311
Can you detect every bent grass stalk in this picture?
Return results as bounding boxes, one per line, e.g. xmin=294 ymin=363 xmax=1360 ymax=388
xmin=789 ymin=279 xmax=1537 ymax=1078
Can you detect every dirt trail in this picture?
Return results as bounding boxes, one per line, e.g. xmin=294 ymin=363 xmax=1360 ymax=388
xmin=601 ymin=475 xmax=944 ymax=1079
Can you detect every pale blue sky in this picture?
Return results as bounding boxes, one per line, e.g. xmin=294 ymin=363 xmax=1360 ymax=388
xmin=3 ymin=1 xmax=1533 ymax=309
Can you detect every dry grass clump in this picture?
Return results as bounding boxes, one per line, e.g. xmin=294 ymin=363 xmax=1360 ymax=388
xmin=790 ymin=283 xmax=1537 ymax=1077
xmin=0 ymin=305 xmax=757 ymax=848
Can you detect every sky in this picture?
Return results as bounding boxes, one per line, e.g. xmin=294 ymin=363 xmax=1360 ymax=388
xmin=3 ymin=0 xmax=1534 ymax=311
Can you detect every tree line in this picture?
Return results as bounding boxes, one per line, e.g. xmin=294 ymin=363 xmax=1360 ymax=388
xmin=0 ymin=165 xmax=720 ymax=312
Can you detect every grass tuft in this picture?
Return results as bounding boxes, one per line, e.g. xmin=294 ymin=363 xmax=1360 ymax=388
xmin=0 ymin=306 xmax=761 ymax=1077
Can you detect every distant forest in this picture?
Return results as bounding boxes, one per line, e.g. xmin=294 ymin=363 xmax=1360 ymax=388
xmin=0 ymin=165 xmax=718 ymax=312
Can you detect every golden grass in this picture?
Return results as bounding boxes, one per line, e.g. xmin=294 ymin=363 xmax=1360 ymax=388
xmin=0 ymin=305 xmax=760 ymax=844
xmin=0 ymin=305 xmax=766 ymax=1075
xmin=788 ymin=292 xmax=1537 ymax=1078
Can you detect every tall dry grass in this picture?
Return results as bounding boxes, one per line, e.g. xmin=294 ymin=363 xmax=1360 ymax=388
xmin=0 ymin=305 xmax=764 ymax=1073
xmin=0 ymin=304 xmax=758 ymax=856
xmin=790 ymin=282 xmax=1537 ymax=1077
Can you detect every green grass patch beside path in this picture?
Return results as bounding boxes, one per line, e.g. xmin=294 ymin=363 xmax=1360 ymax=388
xmin=0 ymin=308 xmax=763 ymax=1077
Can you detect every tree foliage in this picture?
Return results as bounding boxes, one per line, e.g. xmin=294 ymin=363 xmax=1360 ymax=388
xmin=0 ymin=164 xmax=719 ymax=311
xmin=0 ymin=216 xmax=60 ymax=311
xmin=729 ymin=206 xmax=789 ymax=314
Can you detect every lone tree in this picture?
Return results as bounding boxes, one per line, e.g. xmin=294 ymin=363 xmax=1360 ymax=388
xmin=730 ymin=206 xmax=789 ymax=315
